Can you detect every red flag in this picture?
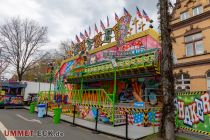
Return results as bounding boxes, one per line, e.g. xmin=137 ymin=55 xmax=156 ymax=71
xmin=89 ymin=26 xmax=91 ymax=36
xmin=71 ymin=41 xmax=75 ymax=46
xmin=142 ymin=10 xmax=150 ymax=22
xmin=100 ymin=20 xmax=106 ymax=31
xmin=124 ymin=7 xmax=131 ymax=17
xmin=115 ymin=13 xmax=119 ymax=22
xmin=84 ymin=30 xmax=89 ymax=37
xmin=136 ymin=6 xmax=143 ymax=19
xmin=107 ymin=16 xmax=109 ymax=27
xmin=75 ymin=35 xmax=80 ymax=43
xmin=95 ymin=23 xmax=98 ymax=33
xmin=80 ymin=32 xmax=86 ymax=40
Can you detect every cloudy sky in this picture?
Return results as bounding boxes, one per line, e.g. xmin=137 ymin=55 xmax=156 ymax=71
xmin=0 ymin=0 xmax=176 ymax=51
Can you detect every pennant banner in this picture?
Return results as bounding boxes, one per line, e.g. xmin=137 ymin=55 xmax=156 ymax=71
xmin=136 ymin=6 xmax=143 ymax=19
xmin=85 ymin=30 xmax=89 ymax=38
xmin=100 ymin=20 xmax=106 ymax=31
xmin=89 ymin=26 xmax=91 ymax=36
xmin=115 ymin=13 xmax=119 ymax=22
xmin=75 ymin=35 xmax=80 ymax=43
xmin=95 ymin=24 xmax=98 ymax=33
xmin=107 ymin=16 xmax=109 ymax=27
xmin=142 ymin=10 xmax=150 ymax=22
xmin=80 ymin=32 xmax=86 ymax=40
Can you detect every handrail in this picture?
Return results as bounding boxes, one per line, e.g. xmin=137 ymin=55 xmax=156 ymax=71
xmin=69 ymin=89 xmax=114 ymax=106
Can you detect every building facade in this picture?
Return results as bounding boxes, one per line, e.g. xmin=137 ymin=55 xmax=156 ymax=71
xmin=171 ymin=0 xmax=210 ymax=91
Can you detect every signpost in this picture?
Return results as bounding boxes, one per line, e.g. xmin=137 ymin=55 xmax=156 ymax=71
xmin=134 ymin=102 xmax=145 ymax=109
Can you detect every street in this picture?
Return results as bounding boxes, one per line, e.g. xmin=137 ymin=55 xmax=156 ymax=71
xmin=0 ymin=109 xmax=121 ymax=140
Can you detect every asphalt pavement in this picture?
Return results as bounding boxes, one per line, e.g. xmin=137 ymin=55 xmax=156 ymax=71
xmin=0 ymin=109 xmax=121 ymax=140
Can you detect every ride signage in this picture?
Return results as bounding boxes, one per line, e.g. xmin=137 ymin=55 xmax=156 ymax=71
xmin=69 ymin=15 xmax=131 ymax=57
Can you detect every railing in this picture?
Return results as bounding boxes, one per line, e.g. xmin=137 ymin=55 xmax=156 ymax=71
xmin=56 ymin=79 xmax=68 ymax=94
xmin=38 ymin=91 xmax=54 ymax=103
xmin=69 ymin=89 xmax=114 ymax=107
xmin=83 ymin=49 xmax=160 ymax=76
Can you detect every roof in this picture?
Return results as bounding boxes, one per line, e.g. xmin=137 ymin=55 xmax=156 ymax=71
xmin=1 ymin=82 xmax=27 ymax=88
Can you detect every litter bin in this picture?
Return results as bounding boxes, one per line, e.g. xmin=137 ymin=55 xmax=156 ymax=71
xmin=29 ymin=103 xmax=35 ymax=113
xmin=53 ymin=108 xmax=61 ymax=124
xmin=37 ymin=104 xmax=46 ymax=118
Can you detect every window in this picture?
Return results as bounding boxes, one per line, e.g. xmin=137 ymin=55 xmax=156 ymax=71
xmin=193 ymin=6 xmax=203 ymax=16
xmin=186 ymin=43 xmax=194 ymax=56
xmin=185 ymin=33 xmax=204 ymax=56
xmin=175 ymin=74 xmax=190 ymax=91
xmin=180 ymin=11 xmax=189 ymax=21
xmin=172 ymin=51 xmax=177 ymax=64
xmin=195 ymin=41 xmax=204 ymax=55
xmin=207 ymin=71 xmax=210 ymax=90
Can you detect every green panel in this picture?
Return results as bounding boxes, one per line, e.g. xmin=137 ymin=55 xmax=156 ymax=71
xmin=175 ymin=91 xmax=210 ymax=135
xmin=67 ymin=50 xmax=160 ymax=81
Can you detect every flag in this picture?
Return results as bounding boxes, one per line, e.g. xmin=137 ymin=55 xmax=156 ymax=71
xmin=71 ymin=41 xmax=75 ymax=46
xmin=80 ymin=32 xmax=86 ymax=40
xmin=133 ymin=113 xmax=144 ymax=126
xmin=128 ymin=114 xmax=134 ymax=125
xmin=75 ymin=35 xmax=80 ymax=43
xmin=89 ymin=26 xmax=91 ymax=36
xmin=147 ymin=111 xmax=161 ymax=126
xmin=100 ymin=20 xmax=106 ymax=31
xmin=107 ymin=16 xmax=109 ymax=27
xmin=95 ymin=23 xmax=98 ymax=33
xmin=84 ymin=30 xmax=89 ymax=37
xmin=128 ymin=112 xmax=161 ymax=126
xmin=154 ymin=111 xmax=161 ymax=126
xmin=115 ymin=13 xmax=119 ymax=22
xmin=124 ymin=7 xmax=131 ymax=17
xmin=142 ymin=9 xmax=150 ymax=22
xmin=136 ymin=6 xmax=143 ymax=19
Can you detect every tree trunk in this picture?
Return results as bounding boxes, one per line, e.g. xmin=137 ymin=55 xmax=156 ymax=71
xmin=17 ymin=72 xmax=22 ymax=82
xmin=18 ymin=76 xmax=22 ymax=82
xmin=159 ymin=0 xmax=175 ymax=140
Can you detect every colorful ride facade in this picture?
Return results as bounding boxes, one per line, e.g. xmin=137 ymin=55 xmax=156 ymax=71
xmin=49 ymin=11 xmax=163 ymax=126
xmin=0 ymin=81 xmax=26 ymax=106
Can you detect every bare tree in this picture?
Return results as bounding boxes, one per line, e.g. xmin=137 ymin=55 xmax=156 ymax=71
xmin=0 ymin=17 xmax=48 ymax=81
xmin=60 ymin=40 xmax=71 ymax=55
xmin=0 ymin=60 xmax=8 ymax=77
xmin=159 ymin=0 xmax=175 ymax=140
xmin=0 ymin=47 xmax=9 ymax=77
xmin=56 ymin=39 xmax=72 ymax=59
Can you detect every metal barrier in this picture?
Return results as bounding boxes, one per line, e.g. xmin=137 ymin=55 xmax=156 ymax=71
xmin=69 ymin=89 xmax=113 ymax=106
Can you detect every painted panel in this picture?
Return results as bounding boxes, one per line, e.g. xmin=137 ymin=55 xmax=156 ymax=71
xmin=175 ymin=91 xmax=210 ymax=135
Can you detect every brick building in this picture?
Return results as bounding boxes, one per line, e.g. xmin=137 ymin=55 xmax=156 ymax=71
xmin=171 ymin=0 xmax=210 ymax=91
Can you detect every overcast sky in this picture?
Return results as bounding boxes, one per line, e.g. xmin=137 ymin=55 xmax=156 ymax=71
xmin=0 ymin=0 xmax=176 ymax=51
